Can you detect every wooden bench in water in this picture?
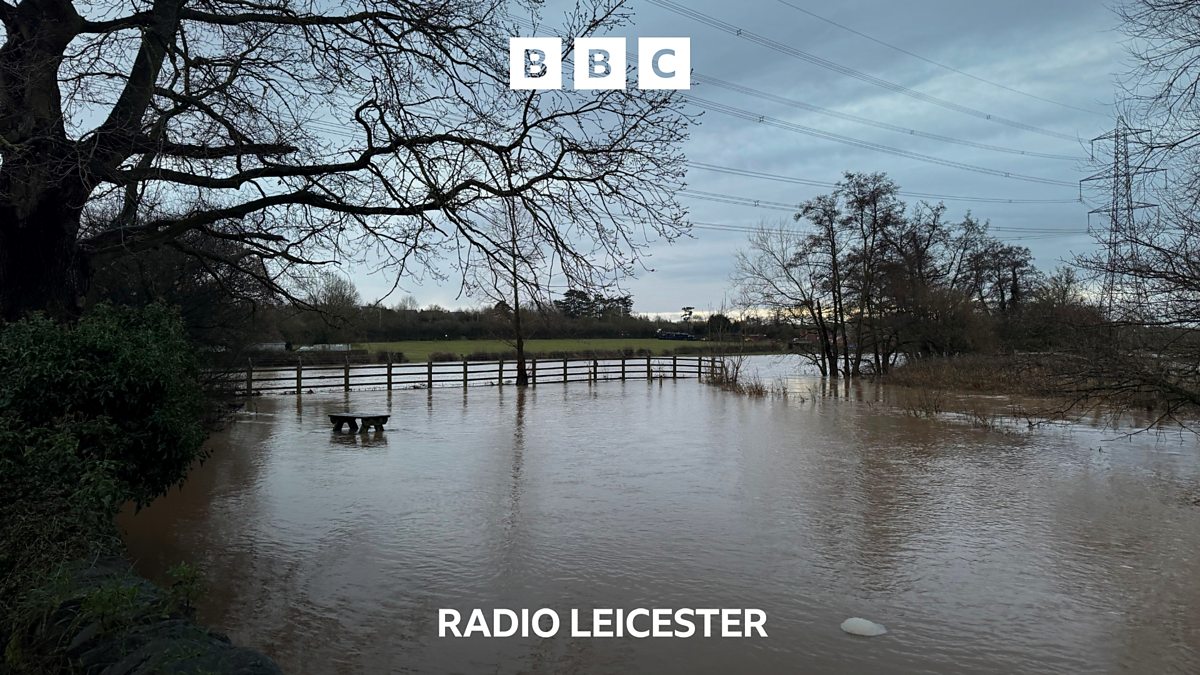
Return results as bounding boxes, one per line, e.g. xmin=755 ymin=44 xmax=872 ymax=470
xmin=329 ymin=412 xmax=389 ymax=433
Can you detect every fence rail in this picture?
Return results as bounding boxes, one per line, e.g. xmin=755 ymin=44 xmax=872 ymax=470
xmin=233 ymin=355 xmax=722 ymax=395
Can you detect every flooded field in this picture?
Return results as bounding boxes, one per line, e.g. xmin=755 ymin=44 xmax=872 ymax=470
xmin=120 ymin=357 xmax=1200 ymax=674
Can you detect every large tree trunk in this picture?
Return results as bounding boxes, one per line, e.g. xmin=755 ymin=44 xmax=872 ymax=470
xmin=513 ymin=300 xmax=529 ymax=387
xmin=514 ymin=333 xmax=529 ymax=386
xmin=0 ymin=203 xmax=87 ymax=320
xmin=507 ymin=217 xmax=529 ymax=387
xmin=0 ymin=0 xmax=91 ymax=320
xmin=810 ymin=301 xmax=838 ymax=380
xmin=1 ymin=0 xmax=181 ymax=320
xmin=0 ymin=135 xmax=90 ymax=320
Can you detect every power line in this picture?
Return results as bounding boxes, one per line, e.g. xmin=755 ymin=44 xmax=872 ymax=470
xmin=281 ymin=103 xmax=1088 ymax=211
xmin=304 ymin=117 xmax=1082 ymax=207
xmin=684 ymin=94 xmax=1079 ymax=187
xmin=686 ymin=161 xmax=1081 ymax=204
xmin=505 ymin=13 xmax=1075 ymax=161
xmin=694 ymin=75 xmax=1082 ymax=161
xmin=304 ymin=120 xmax=1084 ymax=219
xmin=677 ymin=189 xmax=1082 ymax=233
xmin=683 ymin=220 xmax=1087 ymax=242
xmin=681 ymin=189 xmax=799 ymax=212
xmin=300 ymin=52 xmax=1081 ymax=190
xmin=645 ymin=0 xmax=1082 ymax=141
xmin=772 ymin=0 xmax=1105 ymax=117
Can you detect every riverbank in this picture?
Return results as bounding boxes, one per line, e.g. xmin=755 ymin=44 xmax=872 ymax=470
xmin=4 ymin=554 xmax=280 ymax=674
xmin=884 ymin=352 xmax=1198 ymax=425
xmin=0 ymin=306 xmax=279 ymax=673
xmin=884 ymin=353 xmax=1067 ymax=398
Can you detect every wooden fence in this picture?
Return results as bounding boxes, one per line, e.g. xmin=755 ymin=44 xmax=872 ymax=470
xmin=237 ymin=355 xmax=721 ymax=395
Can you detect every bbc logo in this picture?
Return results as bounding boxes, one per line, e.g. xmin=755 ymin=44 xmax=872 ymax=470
xmin=509 ymin=37 xmax=691 ymax=90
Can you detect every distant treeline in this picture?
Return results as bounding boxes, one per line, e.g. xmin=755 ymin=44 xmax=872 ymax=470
xmin=267 ymin=292 xmax=773 ymax=346
xmin=88 ymin=250 xmax=793 ymax=350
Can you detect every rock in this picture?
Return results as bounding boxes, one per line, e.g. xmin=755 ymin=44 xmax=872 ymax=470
xmin=15 ymin=556 xmax=281 ymax=674
xmin=66 ymin=620 xmax=101 ymax=653
xmin=840 ymin=617 xmax=888 ymax=637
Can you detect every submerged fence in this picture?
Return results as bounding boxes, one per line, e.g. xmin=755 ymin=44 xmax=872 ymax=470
xmin=237 ymin=355 xmax=722 ymax=395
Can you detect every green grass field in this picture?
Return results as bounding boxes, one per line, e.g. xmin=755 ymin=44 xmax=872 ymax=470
xmin=354 ymin=338 xmax=746 ymax=362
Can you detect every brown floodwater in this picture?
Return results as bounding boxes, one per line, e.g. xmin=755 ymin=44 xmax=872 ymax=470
xmin=119 ymin=357 xmax=1200 ymax=674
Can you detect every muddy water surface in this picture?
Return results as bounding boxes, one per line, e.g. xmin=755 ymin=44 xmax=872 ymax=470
xmin=120 ymin=357 xmax=1200 ymax=673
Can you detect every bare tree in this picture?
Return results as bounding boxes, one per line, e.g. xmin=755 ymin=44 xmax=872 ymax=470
xmin=733 ymin=221 xmax=841 ymax=378
xmin=296 ymin=270 xmax=360 ymax=343
xmin=1059 ymin=0 xmax=1200 ymax=422
xmin=798 ymin=193 xmax=847 ymax=377
xmin=0 ymin=0 xmax=691 ymax=319
xmin=1117 ymin=0 xmax=1200 ymax=175
xmin=735 ymin=173 xmax=1050 ymax=375
xmin=837 ymin=172 xmax=903 ymax=375
xmin=308 ymin=271 xmax=360 ymax=315
xmin=461 ymin=200 xmax=546 ymax=386
xmin=392 ymin=294 xmax=420 ymax=312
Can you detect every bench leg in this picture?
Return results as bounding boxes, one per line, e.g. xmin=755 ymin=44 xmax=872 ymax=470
xmin=348 ymin=420 xmax=359 ymax=433
xmin=333 ymin=421 xmax=345 ymax=432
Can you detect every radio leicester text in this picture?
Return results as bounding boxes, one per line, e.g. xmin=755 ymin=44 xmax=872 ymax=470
xmin=439 ymin=608 xmax=767 ymax=638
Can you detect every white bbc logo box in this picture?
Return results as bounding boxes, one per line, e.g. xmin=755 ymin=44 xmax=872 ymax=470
xmin=509 ymin=37 xmax=690 ymax=90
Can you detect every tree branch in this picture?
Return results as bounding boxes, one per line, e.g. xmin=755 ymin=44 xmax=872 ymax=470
xmin=81 ymin=0 xmax=187 ymax=174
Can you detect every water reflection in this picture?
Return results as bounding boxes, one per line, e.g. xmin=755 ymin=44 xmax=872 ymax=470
xmin=329 ymin=430 xmax=389 ymax=448
xmin=119 ymin=357 xmax=1200 ymax=674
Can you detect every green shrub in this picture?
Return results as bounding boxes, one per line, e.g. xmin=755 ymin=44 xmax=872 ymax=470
xmin=0 ymin=303 xmax=207 ymax=507
xmin=0 ymin=304 xmax=207 ymax=628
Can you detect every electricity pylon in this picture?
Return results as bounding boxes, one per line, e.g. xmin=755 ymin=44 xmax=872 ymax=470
xmin=1080 ymin=115 xmax=1162 ymax=317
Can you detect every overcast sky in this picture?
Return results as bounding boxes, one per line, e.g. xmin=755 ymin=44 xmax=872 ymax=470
xmin=357 ymin=0 xmax=1125 ymax=316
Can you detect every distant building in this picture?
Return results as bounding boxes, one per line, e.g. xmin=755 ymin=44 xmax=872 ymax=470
xmin=249 ymin=342 xmax=289 ymax=352
xmin=295 ymin=343 xmax=352 ymax=352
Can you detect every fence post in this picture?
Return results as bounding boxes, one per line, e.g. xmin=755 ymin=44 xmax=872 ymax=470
xmin=426 ymin=358 xmax=433 ymax=389
xmin=296 ymin=358 xmax=303 ymax=395
xmin=646 ymin=355 xmax=652 ymax=381
xmin=672 ymin=355 xmax=678 ymax=379
xmin=246 ymin=359 xmax=253 ymax=395
xmin=563 ymin=358 xmax=568 ymax=383
xmin=343 ymin=357 xmax=350 ymax=392
xmin=462 ymin=359 xmax=468 ymax=388
xmin=621 ymin=357 xmax=626 ymax=381
xmin=531 ymin=357 xmax=538 ymax=386
xmin=386 ymin=357 xmax=393 ymax=391
xmin=498 ymin=359 xmax=504 ymax=385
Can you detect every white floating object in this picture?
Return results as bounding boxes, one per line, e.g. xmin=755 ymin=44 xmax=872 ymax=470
xmin=840 ymin=617 xmax=887 ymax=637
